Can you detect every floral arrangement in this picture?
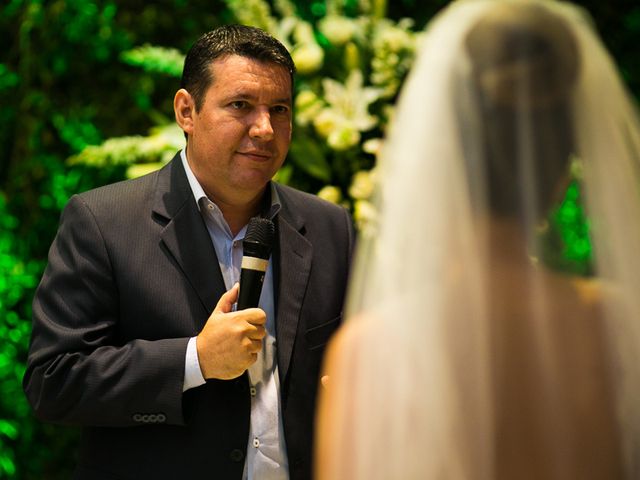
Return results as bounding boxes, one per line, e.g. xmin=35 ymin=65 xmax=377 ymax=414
xmin=69 ymin=0 xmax=420 ymax=230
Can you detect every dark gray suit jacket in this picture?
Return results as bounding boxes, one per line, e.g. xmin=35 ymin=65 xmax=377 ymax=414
xmin=23 ymin=154 xmax=354 ymax=479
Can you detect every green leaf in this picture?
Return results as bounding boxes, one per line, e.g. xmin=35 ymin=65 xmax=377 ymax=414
xmin=120 ymin=45 xmax=185 ymax=78
xmin=288 ymin=132 xmax=332 ymax=182
xmin=0 ymin=420 xmax=18 ymax=440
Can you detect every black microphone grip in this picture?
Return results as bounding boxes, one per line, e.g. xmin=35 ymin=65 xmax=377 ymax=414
xmin=237 ymin=266 xmax=267 ymax=310
xmin=236 ymin=217 xmax=275 ymax=310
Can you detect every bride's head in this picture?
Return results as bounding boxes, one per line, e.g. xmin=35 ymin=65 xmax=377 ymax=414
xmin=463 ymin=1 xmax=580 ymax=220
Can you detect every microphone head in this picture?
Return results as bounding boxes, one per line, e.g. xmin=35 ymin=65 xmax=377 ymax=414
xmin=243 ymin=217 xmax=275 ymax=260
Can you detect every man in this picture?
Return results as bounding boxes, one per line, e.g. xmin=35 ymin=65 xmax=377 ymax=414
xmin=23 ymin=25 xmax=354 ymax=480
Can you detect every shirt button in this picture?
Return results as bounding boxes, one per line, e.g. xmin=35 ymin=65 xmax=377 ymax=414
xmin=253 ymin=437 xmax=260 ymax=448
xmin=250 ymin=386 xmax=257 ymax=396
xmin=207 ymin=204 xmax=214 ymax=210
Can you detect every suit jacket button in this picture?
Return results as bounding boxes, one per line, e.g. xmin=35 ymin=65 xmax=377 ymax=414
xmin=230 ymin=449 xmax=244 ymax=462
xmin=157 ymin=413 xmax=166 ymax=423
xmin=133 ymin=414 xmax=142 ymax=422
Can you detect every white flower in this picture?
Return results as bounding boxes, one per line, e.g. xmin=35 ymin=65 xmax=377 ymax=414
xmin=349 ymin=169 xmax=376 ymax=200
xmin=319 ymin=15 xmax=357 ymax=46
xmin=362 ymin=138 xmax=383 ymax=156
xmin=293 ymin=21 xmax=316 ymax=44
xmin=328 ymin=126 xmax=360 ymax=151
xmin=314 ymin=70 xmax=384 ymax=149
xmin=353 ymin=199 xmax=378 ymax=232
xmin=292 ymin=42 xmax=324 ymax=74
xmin=373 ymin=19 xmax=414 ymax=52
xmin=323 ymin=71 xmax=379 ymax=130
xmin=313 ymin=109 xmax=340 ymax=139
xmin=310 ymin=71 xmax=384 ymax=151
xmin=126 ymin=162 xmax=165 ymax=179
xmin=151 ymin=123 xmax=185 ymax=149
xmin=369 ymin=19 xmax=417 ymax=97
xmin=272 ymin=16 xmax=298 ymax=50
xmin=295 ymin=90 xmax=324 ymax=126
xmin=225 ymin=0 xmax=279 ymax=37
xmin=274 ymin=0 xmax=296 ymax=18
xmin=317 ymin=185 xmax=343 ymax=204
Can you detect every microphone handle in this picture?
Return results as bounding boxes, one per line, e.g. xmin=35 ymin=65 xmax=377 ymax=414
xmin=237 ymin=267 xmax=266 ymax=310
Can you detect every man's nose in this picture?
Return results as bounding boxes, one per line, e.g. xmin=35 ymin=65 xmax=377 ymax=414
xmin=249 ymin=109 xmax=274 ymax=140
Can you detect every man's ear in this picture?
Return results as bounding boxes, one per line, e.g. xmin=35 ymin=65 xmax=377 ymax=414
xmin=174 ymin=88 xmax=195 ymax=135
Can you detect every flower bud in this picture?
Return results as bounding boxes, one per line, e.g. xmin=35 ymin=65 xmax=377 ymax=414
xmin=292 ymin=43 xmax=324 ymax=74
xmin=319 ymin=16 xmax=356 ymax=46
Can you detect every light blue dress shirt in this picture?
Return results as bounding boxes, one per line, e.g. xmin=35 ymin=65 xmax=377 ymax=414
xmin=180 ymin=150 xmax=289 ymax=480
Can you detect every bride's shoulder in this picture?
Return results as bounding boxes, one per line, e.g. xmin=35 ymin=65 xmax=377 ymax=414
xmin=327 ymin=314 xmax=378 ymax=355
xmin=323 ymin=313 xmax=387 ymax=372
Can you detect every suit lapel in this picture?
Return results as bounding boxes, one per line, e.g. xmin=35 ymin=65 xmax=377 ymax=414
xmin=151 ymin=163 xmax=313 ymax=380
xmin=274 ymin=187 xmax=313 ymax=386
xmin=152 ymin=155 xmax=226 ymax=322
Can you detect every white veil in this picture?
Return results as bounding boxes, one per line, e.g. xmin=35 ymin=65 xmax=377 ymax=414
xmin=316 ymin=0 xmax=640 ymax=478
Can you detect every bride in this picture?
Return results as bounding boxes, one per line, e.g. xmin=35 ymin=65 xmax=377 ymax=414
xmin=316 ymin=0 xmax=640 ymax=478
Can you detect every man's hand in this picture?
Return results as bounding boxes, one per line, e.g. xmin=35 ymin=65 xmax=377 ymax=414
xmin=196 ymin=283 xmax=267 ymax=380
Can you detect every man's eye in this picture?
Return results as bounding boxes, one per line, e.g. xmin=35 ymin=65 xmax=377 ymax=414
xmin=272 ymin=105 xmax=289 ymax=114
xmin=230 ymin=101 xmax=248 ymax=109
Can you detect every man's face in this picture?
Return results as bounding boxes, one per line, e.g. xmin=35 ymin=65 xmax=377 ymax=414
xmin=184 ymin=54 xmax=292 ymax=204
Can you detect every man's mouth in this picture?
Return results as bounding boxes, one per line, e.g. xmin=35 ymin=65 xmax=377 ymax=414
xmin=238 ymin=151 xmax=271 ymax=161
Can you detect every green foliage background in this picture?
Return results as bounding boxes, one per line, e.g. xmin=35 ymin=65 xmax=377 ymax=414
xmin=1 ymin=0 xmax=639 ymax=477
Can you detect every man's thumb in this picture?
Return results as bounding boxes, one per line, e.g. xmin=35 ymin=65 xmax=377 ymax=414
xmin=214 ymin=282 xmax=239 ymax=314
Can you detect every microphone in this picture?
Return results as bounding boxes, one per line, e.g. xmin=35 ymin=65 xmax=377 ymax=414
xmin=237 ymin=217 xmax=275 ymax=310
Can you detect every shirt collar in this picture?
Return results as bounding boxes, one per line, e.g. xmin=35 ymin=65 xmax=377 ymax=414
xmin=180 ymin=149 xmax=281 ymax=220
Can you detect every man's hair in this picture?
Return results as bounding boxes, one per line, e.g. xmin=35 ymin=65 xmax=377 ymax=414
xmin=180 ymin=24 xmax=296 ymax=111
